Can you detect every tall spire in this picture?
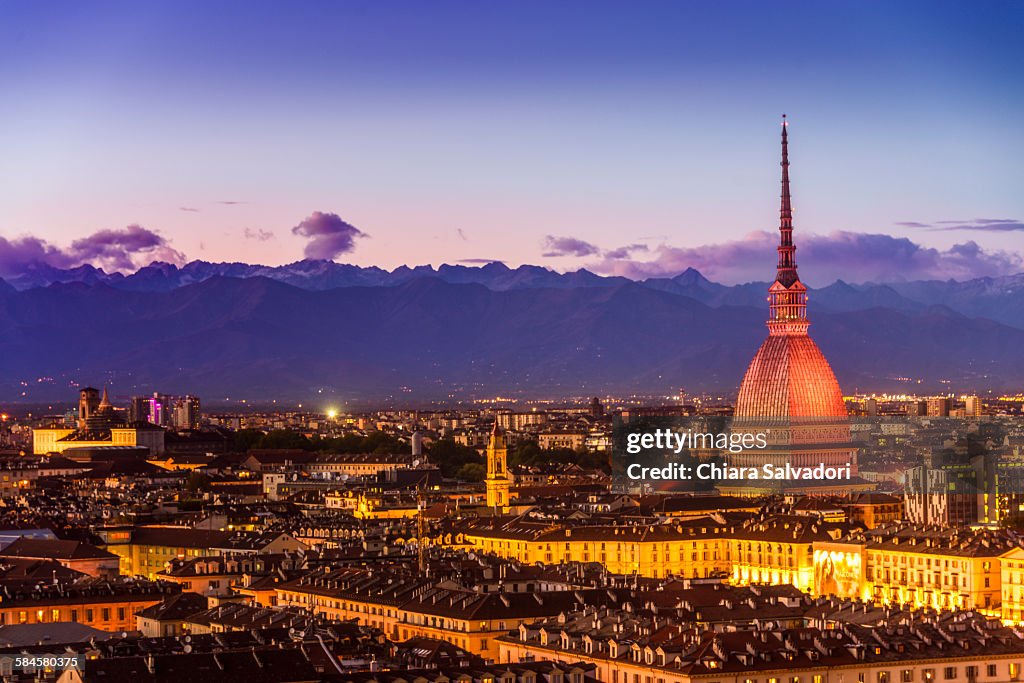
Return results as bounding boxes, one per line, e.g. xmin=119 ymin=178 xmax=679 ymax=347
xmin=777 ymin=114 xmax=797 ymax=287
xmin=767 ymin=115 xmax=809 ymax=336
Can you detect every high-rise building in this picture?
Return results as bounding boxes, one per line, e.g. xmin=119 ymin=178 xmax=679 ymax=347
xmin=172 ymin=395 xmax=201 ymax=430
xmin=966 ymin=395 xmax=983 ymax=417
xmin=727 ymin=117 xmax=858 ymax=490
xmin=927 ymin=397 xmax=952 ymax=417
xmin=903 ymin=461 xmax=978 ymax=528
xmin=129 ymin=392 xmax=200 ymax=428
xmin=129 ymin=396 xmax=149 ymax=424
xmin=905 ymin=400 xmax=928 ymax=417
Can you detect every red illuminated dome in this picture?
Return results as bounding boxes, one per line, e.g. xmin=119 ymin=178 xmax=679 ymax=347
xmin=735 ymin=335 xmax=847 ymax=418
xmin=734 ymin=116 xmax=847 ymax=420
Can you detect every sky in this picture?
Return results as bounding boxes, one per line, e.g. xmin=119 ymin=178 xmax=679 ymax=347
xmin=0 ymin=0 xmax=1022 ymax=285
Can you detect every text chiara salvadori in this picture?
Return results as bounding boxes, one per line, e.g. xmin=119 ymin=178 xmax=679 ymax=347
xmin=621 ymin=428 xmax=851 ymax=482
xmin=626 ymin=461 xmax=853 ymax=481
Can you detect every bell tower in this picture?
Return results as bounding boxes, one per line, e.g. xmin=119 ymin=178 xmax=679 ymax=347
xmin=485 ymin=418 xmax=510 ymax=509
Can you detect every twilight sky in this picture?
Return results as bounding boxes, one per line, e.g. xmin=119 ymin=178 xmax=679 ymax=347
xmin=0 ymin=1 xmax=1022 ymax=285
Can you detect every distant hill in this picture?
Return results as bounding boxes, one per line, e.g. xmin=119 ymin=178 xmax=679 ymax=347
xmin=3 ymin=260 xmax=1024 ymax=329
xmin=0 ymin=269 xmax=1021 ymax=402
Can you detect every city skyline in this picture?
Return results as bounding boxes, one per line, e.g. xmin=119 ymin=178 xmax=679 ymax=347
xmin=4 ymin=6 xmax=1024 ymax=683
xmin=1 ymin=1 xmax=1023 ymax=285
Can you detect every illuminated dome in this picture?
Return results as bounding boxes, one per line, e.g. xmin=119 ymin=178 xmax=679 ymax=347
xmin=735 ymin=115 xmax=847 ymax=421
xmin=735 ymin=335 xmax=847 ymax=418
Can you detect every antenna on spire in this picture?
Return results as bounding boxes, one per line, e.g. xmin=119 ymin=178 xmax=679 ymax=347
xmin=777 ymin=114 xmax=795 ymax=286
xmin=767 ymin=115 xmax=809 ymax=336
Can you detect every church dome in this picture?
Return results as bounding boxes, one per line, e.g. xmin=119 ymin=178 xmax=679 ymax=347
xmin=735 ymin=335 xmax=846 ymax=419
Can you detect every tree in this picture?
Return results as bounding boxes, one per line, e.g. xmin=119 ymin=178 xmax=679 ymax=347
xmin=427 ymin=439 xmax=483 ymax=478
xmin=456 ymin=463 xmax=486 ymax=482
xmin=185 ymin=472 xmax=212 ymax=492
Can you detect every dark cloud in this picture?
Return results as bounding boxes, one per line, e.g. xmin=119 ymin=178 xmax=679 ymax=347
xmin=542 ymin=235 xmax=601 ymax=258
xmin=457 ymin=258 xmax=505 ymax=264
xmin=0 ymin=225 xmax=185 ymax=277
xmin=0 ymin=236 xmax=73 ymax=276
xmin=899 ymin=218 xmax=1024 ymax=232
xmin=291 ymin=211 xmax=367 ymax=260
xmin=243 ymin=228 xmax=275 ymax=242
xmin=179 ymin=206 xmax=200 ymax=213
xmin=217 ymin=200 xmax=247 ymax=206
xmin=68 ymin=225 xmax=186 ymax=270
xmin=589 ymin=230 xmax=1023 ymax=284
xmin=456 ymin=228 xmax=468 ymax=241
xmin=604 ymin=243 xmax=650 ymax=259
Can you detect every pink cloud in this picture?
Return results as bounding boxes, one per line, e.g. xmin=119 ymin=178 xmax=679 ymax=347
xmin=590 ymin=230 xmax=1023 ymax=284
xmin=0 ymin=225 xmax=185 ymax=277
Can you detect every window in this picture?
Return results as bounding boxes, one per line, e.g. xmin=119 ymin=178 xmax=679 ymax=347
xmin=989 ymin=665 xmax=998 ymax=677
xmin=943 ymin=668 xmax=956 ymax=680
xmin=86 ymin=609 xmax=94 ymax=622
xmin=902 ymin=671 xmax=913 ymax=682
xmin=102 ymin=608 xmax=111 ymax=621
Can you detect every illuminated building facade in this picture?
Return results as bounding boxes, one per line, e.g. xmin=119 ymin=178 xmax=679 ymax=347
xmin=455 ymin=515 xmax=1024 ymax=622
xmin=0 ymin=579 xmax=167 ymax=632
xmin=809 ymin=525 xmax=1018 ymax=619
xmin=275 ymin=567 xmax=626 ymax=656
xmin=33 ymin=386 xmax=167 ymax=455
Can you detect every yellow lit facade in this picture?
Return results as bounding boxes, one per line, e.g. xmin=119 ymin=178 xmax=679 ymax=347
xmin=485 ymin=422 xmax=511 ymax=509
xmin=1001 ymin=548 xmax=1024 ymax=623
xmin=32 ymin=426 xmax=164 ymax=455
xmin=454 ymin=517 xmax=1024 ymax=623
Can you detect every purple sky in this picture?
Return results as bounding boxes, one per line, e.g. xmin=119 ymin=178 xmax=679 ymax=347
xmin=0 ymin=1 xmax=1022 ymax=285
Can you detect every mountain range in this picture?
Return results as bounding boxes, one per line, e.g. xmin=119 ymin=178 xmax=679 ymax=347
xmin=1 ymin=260 xmax=1023 ymax=403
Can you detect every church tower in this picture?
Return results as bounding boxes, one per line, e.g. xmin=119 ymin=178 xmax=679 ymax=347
xmin=485 ymin=419 xmax=510 ymax=509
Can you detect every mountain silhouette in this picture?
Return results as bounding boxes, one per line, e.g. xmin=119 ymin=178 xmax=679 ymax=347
xmin=1 ymin=270 xmax=1022 ymax=402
